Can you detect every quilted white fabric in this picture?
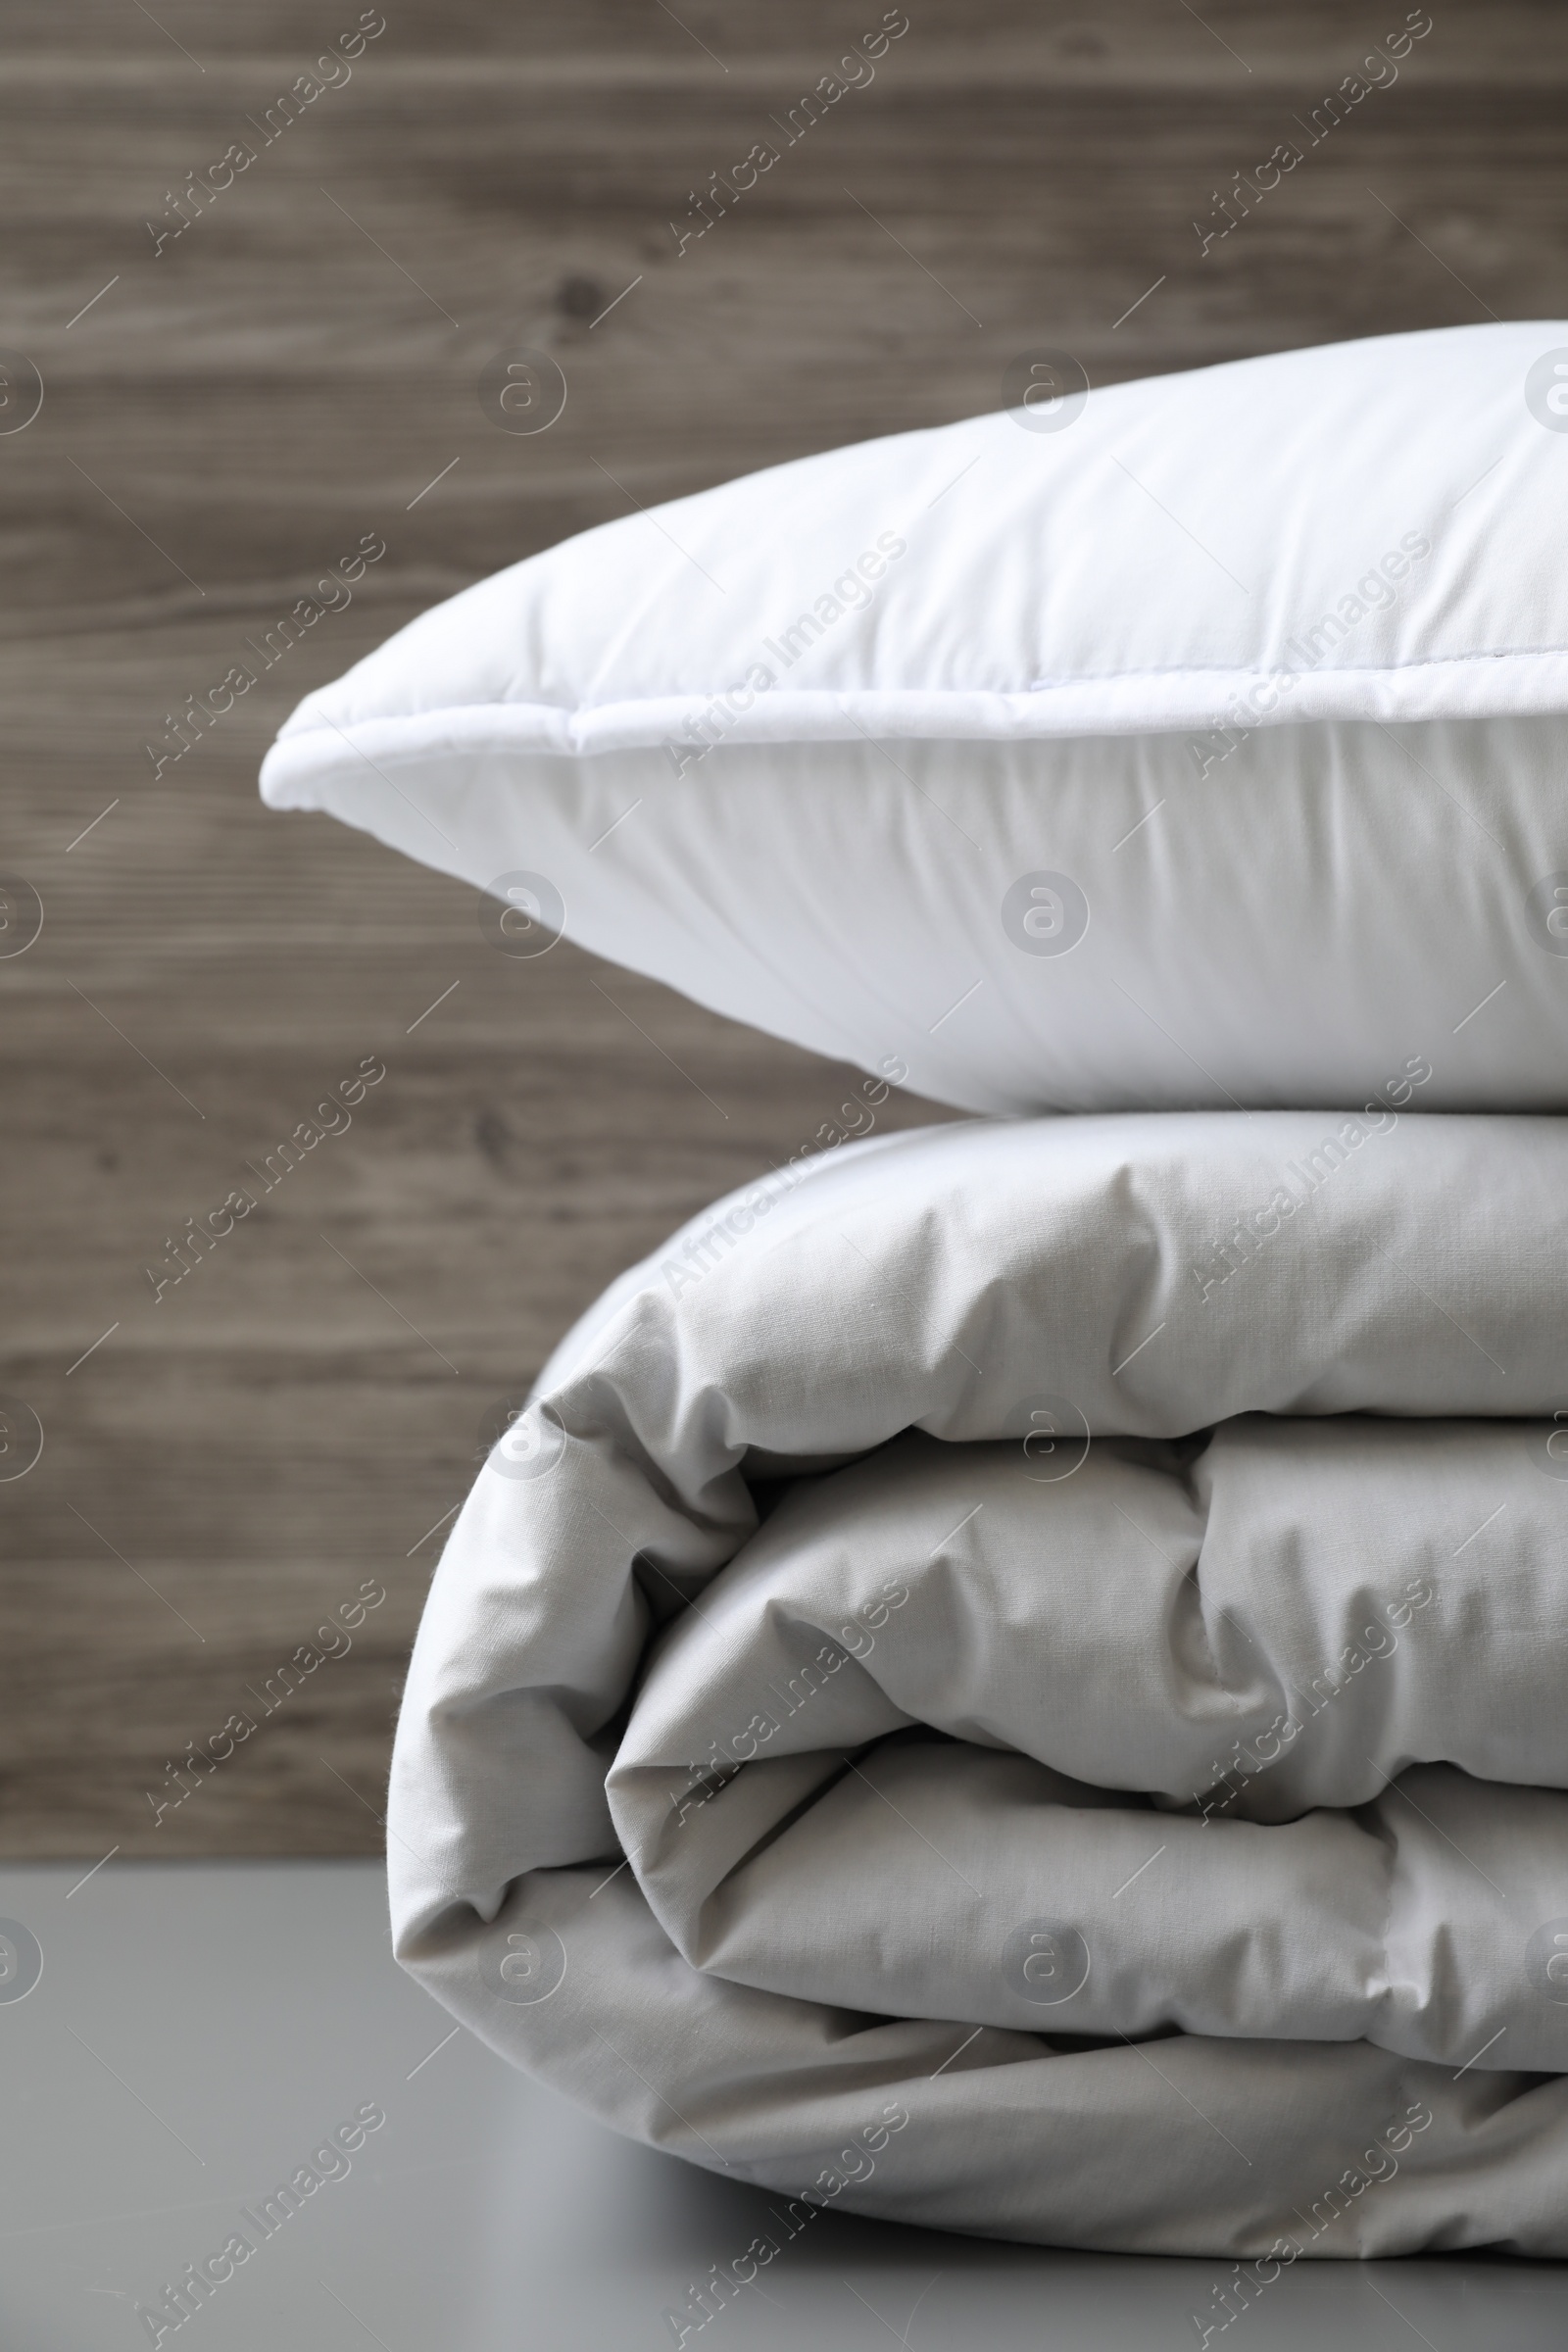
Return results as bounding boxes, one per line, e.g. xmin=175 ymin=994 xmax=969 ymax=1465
xmin=389 ymin=1114 xmax=1568 ymax=2256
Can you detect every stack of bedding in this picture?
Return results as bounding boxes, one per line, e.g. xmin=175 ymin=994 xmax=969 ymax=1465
xmin=263 ymin=320 xmax=1568 ymax=2256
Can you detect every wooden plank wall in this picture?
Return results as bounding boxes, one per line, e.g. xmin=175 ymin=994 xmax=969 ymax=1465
xmin=2 ymin=0 xmax=1563 ymax=1853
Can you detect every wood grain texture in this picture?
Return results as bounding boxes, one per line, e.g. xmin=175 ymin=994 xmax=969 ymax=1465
xmin=2 ymin=0 xmax=1565 ymax=1853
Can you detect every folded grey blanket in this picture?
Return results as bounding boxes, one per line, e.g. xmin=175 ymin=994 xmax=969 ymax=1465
xmin=389 ymin=1111 xmax=1568 ymax=2257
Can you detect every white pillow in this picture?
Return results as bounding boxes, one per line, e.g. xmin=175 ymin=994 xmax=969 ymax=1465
xmin=261 ymin=322 xmax=1568 ymax=1115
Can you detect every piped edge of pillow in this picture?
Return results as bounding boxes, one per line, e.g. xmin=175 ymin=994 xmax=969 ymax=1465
xmin=260 ymin=652 xmax=1568 ymax=809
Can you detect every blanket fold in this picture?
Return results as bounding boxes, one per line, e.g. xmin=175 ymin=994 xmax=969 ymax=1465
xmin=389 ymin=1112 xmax=1568 ymax=2255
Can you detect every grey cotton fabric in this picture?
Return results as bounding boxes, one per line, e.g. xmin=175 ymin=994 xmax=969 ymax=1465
xmin=388 ymin=1111 xmax=1568 ymax=2256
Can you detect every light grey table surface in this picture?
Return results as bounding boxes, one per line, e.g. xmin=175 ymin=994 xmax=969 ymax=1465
xmin=1 ymin=1861 xmax=1564 ymax=2352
